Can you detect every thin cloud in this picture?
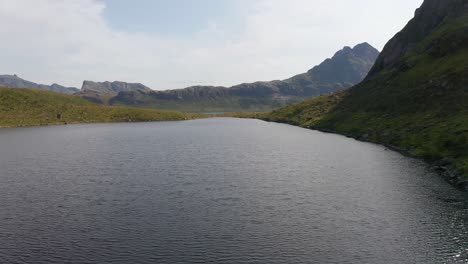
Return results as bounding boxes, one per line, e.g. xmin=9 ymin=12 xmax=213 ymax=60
xmin=0 ymin=0 xmax=422 ymax=89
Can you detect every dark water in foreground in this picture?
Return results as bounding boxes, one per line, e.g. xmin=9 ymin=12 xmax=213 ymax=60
xmin=1 ymin=118 xmax=468 ymax=264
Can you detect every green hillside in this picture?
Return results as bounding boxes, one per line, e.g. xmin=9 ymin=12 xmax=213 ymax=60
xmin=261 ymin=0 xmax=468 ymax=180
xmin=0 ymin=87 xmax=199 ymax=127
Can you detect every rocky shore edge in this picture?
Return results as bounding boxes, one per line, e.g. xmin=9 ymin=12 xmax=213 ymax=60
xmin=312 ymin=127 xmax=467 ymax=191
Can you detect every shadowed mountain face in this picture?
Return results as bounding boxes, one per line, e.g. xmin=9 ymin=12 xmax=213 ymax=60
xmin=262 ymin=0 xmax=468 ymax=178
xmin=368 ymin=0 xmax=467 ymax=77
xmin=0 ymin=74 xmax=79 ymax=94
xmin=103 ymin=42 xmax=379 ymax=112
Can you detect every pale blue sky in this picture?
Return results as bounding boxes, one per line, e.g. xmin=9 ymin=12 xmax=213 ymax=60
xmin=0 ymin=0 xmax=424 ymax=89
xmin=102 ymin=0 xmax=249 ymax=37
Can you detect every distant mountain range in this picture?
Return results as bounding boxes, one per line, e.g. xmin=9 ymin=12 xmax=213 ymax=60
xmin=107 ymin=42 xmax=379 ymax=112
xmin=0 ymin=42 xmax=379 ymax=112
xmin=0 ymin=74 xmax=79 ymax=94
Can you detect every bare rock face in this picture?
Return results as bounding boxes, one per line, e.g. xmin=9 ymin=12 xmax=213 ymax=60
xmin=77 ymin=80 xmax=152 ymax=104
xmin=81 ymin=80 xmax=151 ymax=94
xmin=0 ymin=74 xmax=78 ymax=94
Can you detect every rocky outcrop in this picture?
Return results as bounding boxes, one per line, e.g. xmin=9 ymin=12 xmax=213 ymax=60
xmin=0 ymin=74 xmax=79 ymax=94
xmin=77 ymin=80 xmax=152 ymax=104
xmin=81 ymin=80 xmax=151 ymax=94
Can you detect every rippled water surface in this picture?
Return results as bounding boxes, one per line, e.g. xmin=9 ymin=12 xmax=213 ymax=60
xmin=1 ymin=118 xmax=468 ymax=263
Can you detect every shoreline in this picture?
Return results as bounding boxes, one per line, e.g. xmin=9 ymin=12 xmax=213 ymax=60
xmin=252 ymin=117 xmax=467 ymax=192
xmin=0 ymin=117 xmax=202 ymax=129
xmin=2 ymin=116 xmax=465 ymax=191
xmin=313 ymin=127 xmax=467 ymax=191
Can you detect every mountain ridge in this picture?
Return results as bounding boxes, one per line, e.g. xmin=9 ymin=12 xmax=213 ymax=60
xmin=77 ymin=80 xmax=152 ymax=103
xmin=0 ymin=74 xmax=79 ymax=94
xmin=107 ymin=42 xmax=379 ymax=112
xmin=1 ymin=42 xmax=379 ymax=112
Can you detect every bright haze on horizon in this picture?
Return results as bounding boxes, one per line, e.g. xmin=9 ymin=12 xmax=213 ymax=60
xmin=0 ymin=0 xmax=423 ymax=90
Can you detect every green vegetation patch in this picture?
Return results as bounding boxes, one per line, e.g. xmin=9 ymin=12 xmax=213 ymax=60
xmin=0 ymin=87 xmax=201 ymax=127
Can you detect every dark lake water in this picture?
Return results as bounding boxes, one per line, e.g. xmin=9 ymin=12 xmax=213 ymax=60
xmin=1 ymin=118 xmax=468 ymax=263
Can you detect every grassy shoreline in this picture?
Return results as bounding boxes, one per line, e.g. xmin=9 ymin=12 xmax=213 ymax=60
xmin=227 ymin=114 xmax=467 ymax=189
xmin=0 ymin=87 xmax=205 ymax=128
xmin=0 ymin=118 xmax=200 ymax=129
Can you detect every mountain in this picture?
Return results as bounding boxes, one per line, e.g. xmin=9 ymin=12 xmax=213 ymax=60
xmin=0 ymin=87 xmax=198 ymax=128
xmin=0 ymin=74 xmax=79 ymax=94
xmin=77 ymin=80 xmax=152 ymax=104
xmin=282 ymin=42 xmax=378 ymax=95
xmin=260 ymin=0 xmax=468 ymax=183
xmin=105 ymin=43 xmax=378 ymax=112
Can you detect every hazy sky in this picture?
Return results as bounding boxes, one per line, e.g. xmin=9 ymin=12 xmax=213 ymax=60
xmin=0 ymin=0 xmax=423 ymax=90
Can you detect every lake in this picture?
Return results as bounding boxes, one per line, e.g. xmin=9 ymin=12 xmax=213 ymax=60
xmin=1 ymin=118 xmax=467 ymax=263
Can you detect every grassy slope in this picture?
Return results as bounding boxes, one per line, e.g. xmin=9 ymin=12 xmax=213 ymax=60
xmin=262 ymin=16 xmax=468 ymax=177
xmin=0 ymin=87 xmax=200 ymax=127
